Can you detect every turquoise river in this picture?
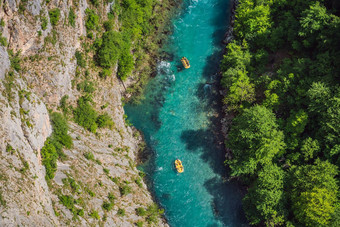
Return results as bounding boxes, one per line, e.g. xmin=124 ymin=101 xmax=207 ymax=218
xmin=125 ymin=0 xmax=248 ymax=226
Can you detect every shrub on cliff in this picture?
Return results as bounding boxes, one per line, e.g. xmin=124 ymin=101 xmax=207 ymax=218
xmin=85 ymin=9 xmax=99 ymax=31
xmin=49 ymin=8 xmax=60 ymax=26
xmin=96 ymin=113 xmax=114 ymax=129
xmin=73 ymin=96 xmax=98 ymax=133
xmin=96 ymin=31 xmax=122 ymax=68
xmin=41 ymin=112 xmax=72 ymax=181
xmin=118 ymin=49 xmax=134 ymax=81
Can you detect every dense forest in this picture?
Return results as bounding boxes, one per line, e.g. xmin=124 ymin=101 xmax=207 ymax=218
xmin=221 ymin=0 xmax=340 ymax=226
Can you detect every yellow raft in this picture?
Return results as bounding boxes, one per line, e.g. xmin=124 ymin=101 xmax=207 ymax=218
xmin=181 ymin=57 xmax=190 ymax=69
xmin=175 ymin=159 xmax=184 ymax=173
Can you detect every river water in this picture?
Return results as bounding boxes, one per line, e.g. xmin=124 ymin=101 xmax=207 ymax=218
xmin=125 ymin=0 xmax=247 ymax=226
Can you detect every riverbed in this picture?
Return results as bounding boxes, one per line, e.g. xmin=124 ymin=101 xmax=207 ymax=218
xmin=125 ymin=0 xmax=247 ymax=226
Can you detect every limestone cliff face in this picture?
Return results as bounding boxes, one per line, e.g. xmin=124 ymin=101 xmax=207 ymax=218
xmin=0 ymin=0 xmax=167 ymax=226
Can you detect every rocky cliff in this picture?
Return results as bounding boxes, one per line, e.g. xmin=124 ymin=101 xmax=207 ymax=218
xmin=0 ymin=0 xmax=169 ymax=226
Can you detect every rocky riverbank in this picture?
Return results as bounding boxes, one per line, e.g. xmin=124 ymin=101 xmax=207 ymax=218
xmin=220 ymin=0 xmax=239 ymax=161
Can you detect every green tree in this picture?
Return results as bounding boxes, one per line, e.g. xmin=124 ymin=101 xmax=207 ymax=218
xmin=220 ymin=41 xmax=251 ymax=71
xmin=226 ymin=105 xmax=285 ymax=175
xmin=288 ymin=159 xmax=338 ymax=200
xmin=118 ymin=49 xmax=134 ymax=81
xmin=285 ymin=110 xmax=308 ymax=150
xmin=234 ymin=0 xmax=272 ymax=45
xmin=243 ymin=164 xmax=286 ymax=226
xmin=222 ymin=69 xmax=255 ymax=111
xmin=96 ymin=31 xmax=122 ymax=68
xmin=293 ymin=187 xmax=336 ymax=226
xmin=300 ymin=137 xmax=319 ymax=161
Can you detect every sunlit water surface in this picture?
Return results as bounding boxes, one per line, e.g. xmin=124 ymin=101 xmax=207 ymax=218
xmin=125 ymin=0 xmax=248 ymax=226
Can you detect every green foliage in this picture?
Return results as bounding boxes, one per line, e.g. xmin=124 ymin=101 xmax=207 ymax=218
xmin=0 ymin=32 xmax=7 ymax=46
xmin=0 ymin=191 xmax=6 ymax=206
xmin=68 ymin=8 xmax=76 ymax=27
xmin=60 ymin=95 xmax=70 ymax=115
xmin=222 ymin=0 xmax=340 ymax=225
xmin=84 ymin=151 xmax=95 ymax=161
xmin=222 ymin=68 xmax=255 ymax=111
xmin=103 ymin=20 xmax=114 ymax=31
xmin=41 ymin=112 xmax=72 ymax=181
xmin=117 ymin=208 xmax=125 ymax=216
xmin=40 ymin=145 xmax=57 ymax=177
xmin=99 ymin=68 xmax=112 ymax=79
xmin=144 ymin=203 xmax=164 ymax=224
xmin=9 ymin=50 xmax=21 ymax=72
xmin=119 ymin=184 xmax=132 ymax=196
xmin=118 ymin=49 xmax=134 ymax=80
xmin=75 ymin=50 xmax=86 ymax=68
xmin=300 ymin=137 xmax=320 ymax=161
xmin=96 ymin=31 xmax=122 ymax=68
xmin=58 ymin=194 xmax=84 ymax=217
xmin=41 ymin=16 xmax=48 ymax=30
xmin=243 ymin=164 xmax=286 ymax=226
xmin=108 ymin=192 xmax=116 ymax=202
xmin=136 ymin=207 xmax=146 ymax=216
xmin=49 ymin=8 xmax=60 ymax=26
xmin=77 ymin=80 xmax=95 ymax=93
xmin=226 ymin=105 xmax=285 ymax=176
xmin=234 ymin=0 xmax=272 ymax=45
xmin=90 ymin=0 xmax=99 ymax=7
xmin=96 ymin=113 xmax=114 ymax=129
xmin=74 ymin=96 xmax=98 ymax=133
xmin=102 ymin=201 xmax=113 ymax=211
xmin=85 ymin=9 xmax=99 ymax=31
xmin=221 ymin=41 xmax=251 ymax=71
xmin=89 ymin=210 xmax=100 ymax=219
xmin=288 ymin=159 xmax=338 ymax=199
xmin=117 ymin=0 xmax=153 ymax=41
xmin=136 ymin=221 xmax=144 ymax=227
xmin=293 ymin=187 xmax=336 ymax=226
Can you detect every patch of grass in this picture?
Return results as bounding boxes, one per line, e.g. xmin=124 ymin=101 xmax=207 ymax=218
xmin=44 ymin=30 xmax=58 ymax=46
xmin=136 ymin=221 xmax=144 ymax=227
xmin=84 ymin=151 xmax=95 ymax=161
xmin=85 ymin=9 xmax=99 ymax=31
xmin=135 ymin=177 xmax=143 ymax=188
xmin=9 ymin=50 xmax=21 ymax=72
xmin=103 ymin=168 xmax=110 ymax=174
xmin=75 ymin=50 xmax=86 ymax=68
xmin=68 ymin=7 xmax=76 ymax=27
xmin=119 ymin=184 xmax=132 ymax=196
xmin=6 ymin=144 xmax=14 ymax=154
xmin=89 ymin=210 xmax=100 ymax=220
xmin=136 ymin=207 xmax=146 ymax=216
xmin=77 ymin=80 xmax=95 ymax=93
xmin=102 ymin=201 xmax=113 ymax=211
xmin=49 ymin=8 xmax=60 ymax=26
xmin=90 ymin=0 xmax=100 ymax=7
xmin=117 ymin=208 xmax=125 ymax=216
xmin=41 ymin=16 xmax=48 ymax=30
xmin=108 ymin=192 xmax=116 ymax=202
xmin=58 ymin=194 xmax=83 ymax=217
xmin=59 ymin=95 xmax=70 ymax=115
xmin=99 ymin=68 xmax=112 ymax=79
xmin=74 ymin=96 xmax=98 ymax=133
xmin=0 ymin=32 xmax=7 ymax=46
xmin=0 ymin=191 xmax=6 ymax=206
xmin=96 ymin=113 xmax=114 ymax=129
xmin=41 ymin=112 xmax=72 ymax=181
xmin=85 ymin=187 xmax=96 ymax=197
